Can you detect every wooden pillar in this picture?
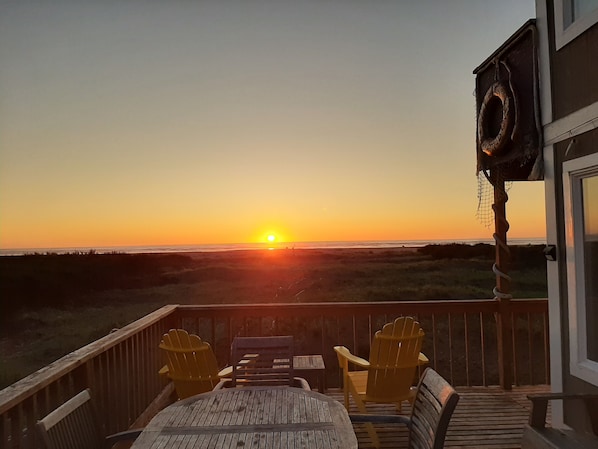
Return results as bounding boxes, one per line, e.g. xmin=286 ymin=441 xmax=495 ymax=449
xmin=493 ymin=178 xmax=513 ymax=390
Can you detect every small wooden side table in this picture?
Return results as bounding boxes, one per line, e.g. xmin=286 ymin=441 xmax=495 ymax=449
xmin=294 ymin=354 xmax=326 ymax=392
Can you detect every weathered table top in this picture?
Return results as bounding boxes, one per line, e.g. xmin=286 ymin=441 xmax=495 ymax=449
xmin=131 ymin=386 xmax=357 ymax=449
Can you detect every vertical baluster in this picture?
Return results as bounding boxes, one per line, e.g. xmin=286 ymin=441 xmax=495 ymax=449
xmin=109 ymin=348 xmax=118 ymax=433
xmin=543 ymin=311 xmax=550 ymax=383
xmin=480 ymin=312 xmax=487 ymax=386
xmin=368 ymin=314 xmax=372 ymax=353
xmin=149 ymin=325 xmax=156 ymax=414
xmin=1 ymin=412 xmax=10 ymax=449
xmin=13 ymin=403 xmax=23 ymax=448
xmin=227 ymin=316 xmax=233 ymax=365
xmin=24 ymin=399 xmax=33 ymax=449
xmin=137 ymin=332 xmax=144 ymax=420
xmin=319 ymin=315 xmax=325 ymax=361
xmin=431 ymin=313 xmax=438 ymax=372
xmin=352 ymin=315 xmax=357 ymax=355
xmin=511 ymin=312 xmax=518 ymax=386
xmin=142 ymin=328 xmax=149 ymax=421
xmin=448 ymin=313 xmax=454 ymax=385
xmin=464 ymin=312 xmax=470 ymax=386
xmin=527 ymin=312 xmax=533 ymax=384
xmin=211 ymin=316 xmax=216 ymax=356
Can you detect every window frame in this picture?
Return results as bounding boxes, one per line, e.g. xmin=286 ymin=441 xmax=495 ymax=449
xmin=554 ymin=0 xmax=598 ymax=50
xmin=563 ymin=151 xmax=598 ymax=386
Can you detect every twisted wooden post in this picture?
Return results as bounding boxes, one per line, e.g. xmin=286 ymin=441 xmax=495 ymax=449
xmin=492 ymin=177 xmax=513 ymax=390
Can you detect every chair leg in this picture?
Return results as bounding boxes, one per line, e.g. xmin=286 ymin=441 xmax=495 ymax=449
xmin=349 ymin=383 xmax=380 ymax=448
xmin=343 ymin=385 xmax=350 ymax=410
xmin=342 ymin=373 xmax=350 ymax=410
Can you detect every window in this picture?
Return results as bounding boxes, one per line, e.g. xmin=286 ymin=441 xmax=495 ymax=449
xmin=563 ymin=152 xmax=598 ymax=385
xmin=583 ymin=175 xmax=598 ymax=361
xmin=554 ymin=0 xmax=598 ymax=49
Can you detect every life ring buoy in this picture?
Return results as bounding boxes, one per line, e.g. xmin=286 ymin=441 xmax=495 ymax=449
xmin=478 ymin=81 xmax=514 ymax=157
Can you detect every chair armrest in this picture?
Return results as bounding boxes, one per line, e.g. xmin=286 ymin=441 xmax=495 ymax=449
xmin=218 ymin=365 xmax=233 ymax=378
xmin=158 ymin=364 xmax=170 ymax=378
xmin=350 ymin=414 xmax=411 ymax=426
xmin=527 ymin=393 xmax=598 ymax=433
xmin=334 ymin=346 xmax=370 ymax=368
xmin=105 ymin=429 xmax=142 ymax=447
xmin=294 ymin=377 xmax=311 ymax=391
xmin=160 ymin=364 xmax=232 ymax=379
xmin=213 ymin=379 xmax=231 ymax=390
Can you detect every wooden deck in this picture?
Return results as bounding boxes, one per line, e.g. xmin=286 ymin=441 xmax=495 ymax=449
xmin=325 ymin=385 xmax=550 ymax=449
xmin=0 ymin=303 xmax=551 ymax=448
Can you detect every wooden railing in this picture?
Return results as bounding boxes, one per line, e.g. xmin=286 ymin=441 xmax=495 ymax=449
xmin=0 ymin=299 xmax=548 ymax=448
xmin=0 ymin=305 xmax=179 ymax=449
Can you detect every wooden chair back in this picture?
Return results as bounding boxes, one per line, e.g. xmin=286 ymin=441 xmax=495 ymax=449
xmin=350 ymin=368 xmax=459 ymax=449
xmin=159 ymin=329 xmax=221 ymax=399
xmin=231 ymin=336 xmax=295 ymax=387
xmin=409 ymin=367 xmax=459 ymax=449
xmin=366 ymin=316 xmax=425 ymax=402
xmin=37 ymin=389 xmax=103 ymax=449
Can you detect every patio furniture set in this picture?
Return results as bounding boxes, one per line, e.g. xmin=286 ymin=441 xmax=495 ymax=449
xmin=36 ymin=317 xmax=464 ymax=449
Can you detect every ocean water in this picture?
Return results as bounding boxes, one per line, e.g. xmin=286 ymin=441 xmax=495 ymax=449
xmin=0 ymin=237 xmax=546 ymax=256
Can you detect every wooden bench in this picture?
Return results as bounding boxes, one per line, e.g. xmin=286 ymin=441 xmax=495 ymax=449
xmin=521 ymin=393 xmax=598 ymax=449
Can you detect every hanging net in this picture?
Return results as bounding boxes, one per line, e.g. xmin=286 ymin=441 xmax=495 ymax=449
xmin=476 ymin=169 xmax=512 ymax=229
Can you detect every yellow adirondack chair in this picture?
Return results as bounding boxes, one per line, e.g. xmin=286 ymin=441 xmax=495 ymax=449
xmin=159 ymin=329 xmax=231 ymax=399
xmin=334 ymin=316 xmax=428 ymax=447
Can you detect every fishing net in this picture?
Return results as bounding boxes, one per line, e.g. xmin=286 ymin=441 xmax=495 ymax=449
xmin=476 ymin=169 xmax=512 ymax=229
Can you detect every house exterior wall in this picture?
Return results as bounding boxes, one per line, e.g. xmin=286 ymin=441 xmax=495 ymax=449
xmin=549 ymin=10 xmax=598 ymax=119
xmin=541 ymin=0 xmax=598 ymax=433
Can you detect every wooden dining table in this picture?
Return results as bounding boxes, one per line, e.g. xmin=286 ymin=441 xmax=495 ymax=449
xmin=131 ymin=386 xmax=358 ymax=448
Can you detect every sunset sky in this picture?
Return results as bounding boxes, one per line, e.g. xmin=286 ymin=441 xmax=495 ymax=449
xmin=0 ymin=0 xmax=545 ymax=250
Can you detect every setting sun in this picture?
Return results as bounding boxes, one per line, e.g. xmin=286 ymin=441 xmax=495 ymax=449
xmin=267 ymin=234 xmax=276 ymax=243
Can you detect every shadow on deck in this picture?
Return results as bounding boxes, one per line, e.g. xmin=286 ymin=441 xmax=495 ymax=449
xmin=325 ymin=384 xmax=549 ymax=449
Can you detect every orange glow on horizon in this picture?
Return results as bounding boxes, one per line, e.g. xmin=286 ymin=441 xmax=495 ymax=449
xmin=0 ymin=206 xmax=546 ymax=250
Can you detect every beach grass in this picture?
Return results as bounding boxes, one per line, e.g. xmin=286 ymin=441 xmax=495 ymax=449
xmin=0 ymin=244 xmax=547 ymax=389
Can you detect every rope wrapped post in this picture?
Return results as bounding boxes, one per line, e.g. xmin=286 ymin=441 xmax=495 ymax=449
xmin=474 ymin=24 xmax=543 ymax=389
xmin=492 ymin=176 xmax=514 ymax=390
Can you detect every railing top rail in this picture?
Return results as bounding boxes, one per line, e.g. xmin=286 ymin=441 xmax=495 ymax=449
xmin=0 ymin=304 xmax=178 ymax=413
xmin=174 ymin=298 xmax=547 ymax=316
xmin=176 ymin=299 xmax=498 ymax=313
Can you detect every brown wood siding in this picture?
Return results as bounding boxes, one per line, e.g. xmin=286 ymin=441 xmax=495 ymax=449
xmin=547 ymin=0 xmax=598 ymax=120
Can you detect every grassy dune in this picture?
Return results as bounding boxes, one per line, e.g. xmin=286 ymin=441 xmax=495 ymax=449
xmin=0 ymin=244 xmax=547 ymax=389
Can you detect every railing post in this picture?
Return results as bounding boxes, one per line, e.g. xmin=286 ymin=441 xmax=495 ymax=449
xmin=497 ymin=297 xmax=513 ymax=389
xmin=493 ymin=177 xmax=513 ymax=390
